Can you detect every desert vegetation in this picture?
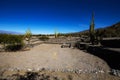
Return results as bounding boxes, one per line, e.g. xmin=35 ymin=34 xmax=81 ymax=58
xmin=24 ymin=29 xmax=32 ymax=45
xmin=0 ymin=22 xmax=120 ymax=80
xmin=0 ymin=34 xmax=24 ymax=51
xmin=39 ymin=35 xmax=49 ymax=41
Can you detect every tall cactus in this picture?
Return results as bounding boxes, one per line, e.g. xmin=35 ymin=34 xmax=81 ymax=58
xmin=55 ymin=29 xmax=58 ymax=38
xmin=89 ymin=12 xmax=95 ymax=45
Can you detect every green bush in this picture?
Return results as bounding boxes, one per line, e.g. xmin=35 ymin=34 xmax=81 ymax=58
xmin=5 ymin=44 xmax=24 ymax=51
xmin=39 ymin=36 xmax=49 ymax=41
xmin=0 ymin=34 xmax=24 ymax=51
xmin=0 ymin=34 xmax=8 ymax=44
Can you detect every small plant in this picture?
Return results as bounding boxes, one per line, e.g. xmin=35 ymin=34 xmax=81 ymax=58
xmin=39 ymin=35 xmax=49 ymax=41
xmin=5 ymin=44 xmax=24 ymax=51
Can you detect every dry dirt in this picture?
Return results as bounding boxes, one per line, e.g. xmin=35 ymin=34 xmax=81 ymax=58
xmin=0 ymin=44 xmax=119 ymax=80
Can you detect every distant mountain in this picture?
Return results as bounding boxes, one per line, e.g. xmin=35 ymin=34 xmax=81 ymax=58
xmin=0 ymin=30 xmax=22 ymax=35
xmin=95 ymin=22 xmax=120 ymax=37
xmin=105 ymin=22 xmax=120 ymax=31
xmin=64 ymin=22 xmax=120 ymax=37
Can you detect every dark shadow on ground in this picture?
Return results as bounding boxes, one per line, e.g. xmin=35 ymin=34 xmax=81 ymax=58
xmin=87 ymin=46 xmax=120 ymax=70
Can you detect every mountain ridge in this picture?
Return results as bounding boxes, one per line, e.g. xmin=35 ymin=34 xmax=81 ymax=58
xmin=0 ymin=30 xmax=22 ymax=35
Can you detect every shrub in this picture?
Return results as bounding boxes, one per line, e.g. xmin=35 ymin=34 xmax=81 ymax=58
xmin=5 ymin=44 xmax=24 ymax=51
xmin=39 ymin=36 xmax=49 ymax=41
xmin=0 ymin=34 xmax=24 ymax=51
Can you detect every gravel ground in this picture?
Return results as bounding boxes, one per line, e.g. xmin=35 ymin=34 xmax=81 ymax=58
xmin=0 ymin=44 xmax=119 ymax=79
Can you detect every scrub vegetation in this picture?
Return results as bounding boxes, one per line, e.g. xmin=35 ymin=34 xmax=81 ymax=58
xmin=0 ymin=34 xmax=24 ymax=51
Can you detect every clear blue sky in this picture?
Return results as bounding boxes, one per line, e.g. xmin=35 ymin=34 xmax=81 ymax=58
xmin=0 ymin=0 xmax=120 ymax=34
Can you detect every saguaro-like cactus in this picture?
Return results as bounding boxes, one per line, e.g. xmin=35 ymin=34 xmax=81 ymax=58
xmin=89 ymin=12 xmax=95 ymax=45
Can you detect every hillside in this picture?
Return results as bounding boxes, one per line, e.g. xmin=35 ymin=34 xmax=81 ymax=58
xmin=72 ymin=22 xmax=120 ymax=37
xmin=96 ymin=22 xmax=120 ymax=37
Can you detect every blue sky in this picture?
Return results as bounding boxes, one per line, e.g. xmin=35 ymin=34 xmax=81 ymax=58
xmin=0 ymin=0 xmax=120 ymax=34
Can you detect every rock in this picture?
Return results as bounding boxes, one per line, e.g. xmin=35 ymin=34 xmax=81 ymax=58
xmin=111 ymin=69 xmax=120 ymax=77
xmin=27 ymin=68 xmax=32 ymax=71
xmin=99 ymin=70 xmax=104 ymax=73
xmin=36 ymin=68 xmax=40 ymax=71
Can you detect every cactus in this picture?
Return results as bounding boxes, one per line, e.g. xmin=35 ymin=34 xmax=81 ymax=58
xmin=24 ymin=28 xmax=32 ymax=45
xmin=55 ymin=30 xmax=58 ymax=38
xmin=89 ymin=12 xmax=95 ymax=45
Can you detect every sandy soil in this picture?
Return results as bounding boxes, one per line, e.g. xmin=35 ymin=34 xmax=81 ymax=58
xmin=0 ymin=44 xmax=109 ymax=71
xmin=0 ymin=44 xmax=119 ymax=79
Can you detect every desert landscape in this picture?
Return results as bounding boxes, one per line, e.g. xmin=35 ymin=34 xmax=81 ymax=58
xmin=0 ymin=44 xmax=118 ymax=79
xmin=0 ymin=23 xmax=120 ymax=80
xmin=0 ymin=0 xmax=120 ymax=80
xmin=0 ymin=37 xmax=120 ymax=80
